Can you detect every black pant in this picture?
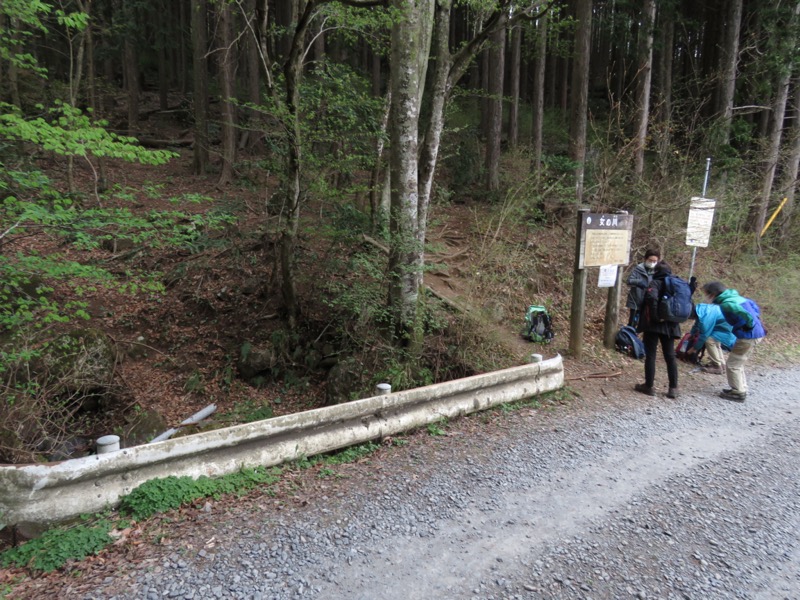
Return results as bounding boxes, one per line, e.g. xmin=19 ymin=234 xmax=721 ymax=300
xmin=628 ymin=309 xmax=639 ymax=327
xmin=643 ymin=331 xmax=678 ymax=389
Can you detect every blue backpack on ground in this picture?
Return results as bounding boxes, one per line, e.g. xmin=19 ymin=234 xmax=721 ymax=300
xmin=615 ymin=325 xmax=645 ymax=359
xmin=657 ymin=275 xmax=693 ymax=323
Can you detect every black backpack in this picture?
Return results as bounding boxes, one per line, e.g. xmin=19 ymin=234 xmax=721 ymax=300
xmin=615 ymin=325 xmax=645 ymax=359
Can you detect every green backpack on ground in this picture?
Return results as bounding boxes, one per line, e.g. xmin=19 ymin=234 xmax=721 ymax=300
xmin=521 ymin=305 xmax=554 ymax=343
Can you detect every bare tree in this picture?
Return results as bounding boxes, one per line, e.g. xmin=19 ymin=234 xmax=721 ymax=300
xmin=387 ymin=0 xmax=435 ymax=346
xmin=633 ymin=0 xmax=656 ymax=177
xmin=751 ymin=1 xmax=800 ymax=251
xmin=485 ymin=24 xmax=506 ymax=191
xmin=569 ymin=0 xmax=592 ymax=202
xmin=717 ymin=0 xmax=743 ymax=146
xmin=216 ymin=0 xmax=237 ymax=185
xmin=779 ymin=76 xmax=800 ymax=242
xmin=531 ymin=9 xmax=548 ymax=179
xmin=507 ymin=24 xmax=522 ymax=149
xmin=191 ymin=0 xmax=210 ymax=174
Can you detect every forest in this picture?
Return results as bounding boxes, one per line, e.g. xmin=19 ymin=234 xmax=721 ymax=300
xmin=1 ymin=0 xmax=800 ymax=466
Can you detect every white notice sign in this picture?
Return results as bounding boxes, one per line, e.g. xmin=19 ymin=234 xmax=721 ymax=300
xmin=598 ymin=264 xmax=618 ymax=288
xmin=686 ymin=197 xmax=716 ymax=247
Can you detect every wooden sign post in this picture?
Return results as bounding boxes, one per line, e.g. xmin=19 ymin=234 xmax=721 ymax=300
xmin=569 ymin=210 xmax=633 ymax=358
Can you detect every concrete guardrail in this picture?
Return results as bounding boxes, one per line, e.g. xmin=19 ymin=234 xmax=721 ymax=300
xmin=0 ymin=354 xmax=563 ymax=532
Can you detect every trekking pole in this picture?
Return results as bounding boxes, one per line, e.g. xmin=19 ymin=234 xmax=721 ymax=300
xmin=688 ymin=157 xmax=712 ymax=280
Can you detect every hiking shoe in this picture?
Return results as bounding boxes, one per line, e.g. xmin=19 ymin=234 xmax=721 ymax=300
xmin=702 ymin=365 xmax=724 ymax=375
xmin=667 ymin=387 xmax=679 ymax=399
xmin=634 ymin=383 xmax=655 ymax=396
xmin=720 ymin=389 xmax=746 ymax=402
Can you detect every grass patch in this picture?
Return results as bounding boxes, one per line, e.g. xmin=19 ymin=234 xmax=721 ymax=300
xmin=118 ymin=467 xmax=282 ymax=521
xmin=426 ymin=419 xmax=448 ymax=436
xmin=1 ymin=520 xmax=113 ymax=573
xmin=294 ymin=441 xmax=382 ymax=470
xmin=494 ymin=387 xmax=576 ymax=414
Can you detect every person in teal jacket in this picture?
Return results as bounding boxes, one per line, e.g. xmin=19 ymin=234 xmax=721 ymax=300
xmin=701 ymin=282 xmax=766 ymax=402
xmin=686 ymin=303 xmax=736 ymax=374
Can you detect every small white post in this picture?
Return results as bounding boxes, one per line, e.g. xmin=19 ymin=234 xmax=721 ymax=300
xmin=374 ymin=383 xmax=392 ymax=396
xmin=530 ymin=353 xmax=543 ymax=363
xmin=96 ymin=435 xmax=120 ymax=454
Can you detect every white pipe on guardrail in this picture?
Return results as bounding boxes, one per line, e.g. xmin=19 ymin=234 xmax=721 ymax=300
xmin=96 ymin=435 xmax=120 ymax=454
xmin=149 ymin=403 xmax=217 ymax=444
xmin=374 ymin=383 xmax=392 ymax=396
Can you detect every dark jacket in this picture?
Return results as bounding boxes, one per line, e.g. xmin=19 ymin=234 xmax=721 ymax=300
xmin=636 ymin=269 xmax=682 ymax=338
xmin=713 ymin=289 xmax=766 ymax=339
xmin=625 ymin=263 xmax=655 ymax=310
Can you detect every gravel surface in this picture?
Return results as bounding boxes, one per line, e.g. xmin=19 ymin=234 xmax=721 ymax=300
xmin=18 ymin=365 xmax=800 ymax=600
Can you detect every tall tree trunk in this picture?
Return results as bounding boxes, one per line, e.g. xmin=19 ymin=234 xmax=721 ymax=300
xmin=63 ymin=4 xmax=87 ymax=196
xmin=480 ymin=48 xmax=489 ymax=136
xmin=569 ymin=0 xmax=592 ymax=202
xmin=752 ymin=68 xmax=792 ymax=250
xmin=417 ymin=0 xmax=452 ymax=271
xmin=531 ymin=10 xmax=548 ymax=179
xmin=559 ymin=54 xmax=569 ymax=114
xmin=387 ymin=0 xmax=434 ymax=347
xmin=655 ymin=11 xmax=674 ymax=127
xmin=779 ymin=75 xmax=800 ymax=243
xmin=123 ymin=1 xmax=139 ymax=134
xmin=191 ymin=0 xmax=209 ymax=174
xmin=243 ymin=0 xmax=261 ymax=148
xmin=8 ymin=17 xmax=21 ymax=108
xmin=507 ymin=25 xmax=521 ymax=149
xmin=546 ymin=46 xmax=557 ymax=108
xmin=371 ymin=51 xmax=381 ymax=98
xmin=216 ymin=0 xmax=237 ymax=185
xmin=633 ymin=0 xmax=656 ymax=177
xmin=179 ymin=0 xmax=188 ymax=94
xmin=369 ymin=93 xmax=392 ymax=232
xmin=751 ymin=1 xmax=800 ymax=250
xmin=279 ymin=0 xmax=318 ymax=328
xmin=157 ymin=0 xmax=169 ymax=111
xmin=654 ymin=10 xmax=674 ymax=178
xmin=717 ymin=0 xmax=743 ymax=146
xmin=78 ymin=0 xmax=108 ymax=193
xmin=485 ymin=25 xmax=506 ymax=191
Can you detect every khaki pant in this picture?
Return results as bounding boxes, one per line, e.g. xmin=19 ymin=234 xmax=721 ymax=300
xmin=726 ymin=337 xmax=760 ymax=394
xmin=705 ymin=337 xmax=726 ymax=368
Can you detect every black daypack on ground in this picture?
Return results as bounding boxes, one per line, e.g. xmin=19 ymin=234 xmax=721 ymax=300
xmin=521 ymin=305 xmax=554 ymax=343
xmin=615 ymin=325 xmax=645 ymax=359
xmin=657 ymin=275 xmax=693 ymax=323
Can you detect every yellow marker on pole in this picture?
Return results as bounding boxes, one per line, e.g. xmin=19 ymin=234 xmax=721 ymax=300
xmin=760 ymin=197 xmax=789 ymax=238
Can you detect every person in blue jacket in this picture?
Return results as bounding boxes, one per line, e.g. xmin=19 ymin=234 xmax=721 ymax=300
xmin=686 ymin=303 xmax=736 ymax=374
xmin=701 ymin=282 xmax=767 ymax=402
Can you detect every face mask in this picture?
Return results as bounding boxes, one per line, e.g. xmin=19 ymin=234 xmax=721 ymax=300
xmin=645 ymin=261 xmax=658 ymax=269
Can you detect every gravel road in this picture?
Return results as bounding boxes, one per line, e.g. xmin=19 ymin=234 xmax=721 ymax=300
xmin=68 ymin=366 xmax=800 ymax=600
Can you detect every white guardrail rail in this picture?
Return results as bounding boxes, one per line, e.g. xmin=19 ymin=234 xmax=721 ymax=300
xmin=0 ymin=355 xmax=563 ymax=531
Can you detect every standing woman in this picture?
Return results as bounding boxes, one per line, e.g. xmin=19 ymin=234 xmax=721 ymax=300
xmin=625 ymin=247 xmax=660 ymax=327
xmin=634 ymin=261 xmax=681 ymax=399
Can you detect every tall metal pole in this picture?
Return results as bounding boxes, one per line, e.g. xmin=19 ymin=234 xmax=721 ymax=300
xmin=689 ymin=158 xmax=712 ymax=279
